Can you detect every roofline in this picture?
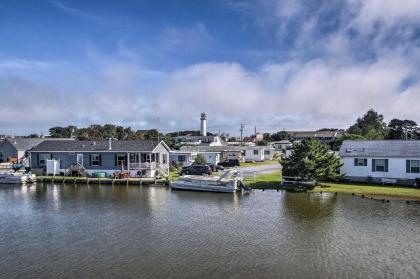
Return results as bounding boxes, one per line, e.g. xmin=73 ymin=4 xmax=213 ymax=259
xmin=28 ymin=150 xmax=156 ymax=153
xmin=341 ymin=155 xmax=420 ymax=158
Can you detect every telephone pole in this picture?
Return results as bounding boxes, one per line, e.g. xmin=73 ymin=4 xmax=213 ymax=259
xmin=240 ymin=124 xmax=244 ymax=146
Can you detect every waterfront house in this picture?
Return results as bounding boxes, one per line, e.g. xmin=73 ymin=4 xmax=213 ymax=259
xmin=0 ymin=138 xmax=46 ymax=163
xmin=339 ymin=140 xmax=420 ymax=186
xmin=28 ymin=139 xmax=170 ymax=178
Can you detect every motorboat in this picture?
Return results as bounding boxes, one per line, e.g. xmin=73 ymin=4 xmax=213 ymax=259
xmin=0 ymin=172 xmax=36 ymax=184
xmin=170 ymin=169 xmax=251 ymax=193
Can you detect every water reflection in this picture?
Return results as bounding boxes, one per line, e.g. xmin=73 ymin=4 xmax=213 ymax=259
xmin=0 ymin=184 xmax=419 ymax=279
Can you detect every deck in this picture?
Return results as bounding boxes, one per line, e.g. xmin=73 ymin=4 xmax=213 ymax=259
xmin=37 ymin=176 xmax=169 ymax=186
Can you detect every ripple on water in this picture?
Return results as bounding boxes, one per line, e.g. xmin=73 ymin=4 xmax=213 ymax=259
xmin=0 ymin=185 xmax=419 ymax=279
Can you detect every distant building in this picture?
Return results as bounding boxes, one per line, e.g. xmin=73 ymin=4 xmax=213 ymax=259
xmin=175 ymin=113 xmax=227 ymax=147
xmin=339 ymin=140 xmax=420 ymax=186
xmin=288 ymin=130 xmax=343 ymax=144
xmin=0 ymin=138 xmax=47 ymax=163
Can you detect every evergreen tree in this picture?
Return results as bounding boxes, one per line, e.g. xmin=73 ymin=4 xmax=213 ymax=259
xmin=387 ymin=119 xmax=418 ymax=140
xmin=283 ymin=139 xmax=343 ymax=181
xmin=347 ymin=109 xmax=387 ymax=139
xmin=193 ymin=154 xmax=207 ymax=165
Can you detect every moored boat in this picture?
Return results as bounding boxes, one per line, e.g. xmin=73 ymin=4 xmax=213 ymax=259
xmin=170 ymin=169 xmax=250 ymax=193
xmin=0 ymin=172 xmax=36 ymax=184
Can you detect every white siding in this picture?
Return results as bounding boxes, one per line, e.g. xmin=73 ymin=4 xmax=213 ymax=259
xmin=198 ymin=152 xmax=221 ymax=165
xmin=244 ymin=149 xmax=264 ymax=162
xmin=341 ymin=157 xmax=420 ymax=179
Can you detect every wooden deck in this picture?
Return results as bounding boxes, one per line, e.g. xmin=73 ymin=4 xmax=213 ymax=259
xmin=37 ymin=176 xmax=169 ymax=186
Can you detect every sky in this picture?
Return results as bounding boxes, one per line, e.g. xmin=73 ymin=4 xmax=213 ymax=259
xmin=1 ymin=0 xmax=420 ymax=136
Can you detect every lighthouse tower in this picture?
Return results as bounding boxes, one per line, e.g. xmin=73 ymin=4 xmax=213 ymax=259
xmin=200 ymin=113 xmax=207 ymax=136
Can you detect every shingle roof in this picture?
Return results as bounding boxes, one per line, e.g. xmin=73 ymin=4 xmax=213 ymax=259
xmin=4 ymin=138 xmax=46 ymax=151
xmin=339 ymin=140 xmax=420 ymax=158
xmin=30 ymin=139 xmax=161 ymax=152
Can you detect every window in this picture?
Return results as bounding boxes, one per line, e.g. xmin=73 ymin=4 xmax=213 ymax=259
xmin=116 ymin=154 xmax=126 ymax=166
xmin=162 ymin=154 xmax=167 ymax=164
xmin=38 ymin=154 xmax=51 ymax=165
xmin=354 ymin=158 xmax=367 ymax=166
xmin=407 ymin=160 xmax=420 ymax=173
xmin=253 ymin=150 xmax=259 ymax=155
xmin=90 ymin=154 xmax=101 ymax=166
xmin=178 ymin=155 xmax=186 ymax=162
xmin=264 ymin=150 xmax=270 ymax=155
xmin=372 ymin=159 xmax=388 ymax=172
xmin=130 ymin=153 xmax=139 ymax=163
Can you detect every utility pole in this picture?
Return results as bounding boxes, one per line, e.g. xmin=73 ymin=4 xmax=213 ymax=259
xmin=240 ymin=124 xmax=244 ymax=146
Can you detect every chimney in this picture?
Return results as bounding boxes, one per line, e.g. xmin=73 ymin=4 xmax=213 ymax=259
xmin=200 ymin=113 xmax=207 ymax=136
xmin=108 ymin=138 xmax=112 ymax=150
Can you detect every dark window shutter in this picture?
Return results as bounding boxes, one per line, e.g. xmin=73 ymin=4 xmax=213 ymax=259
xmin=372 ymin=159 xmax=376 ymax=172
xmin=385 ymin=159 xmax=389 ymax=172
xmin=37 ymin=154 xmax=40 ymax=165
xmin=89 ymin=155 xmax=92 ymax=166
xmin=406 ymin=160 xmax=411 ymax=173
xmin=354 ymin=158 xmax=357 ymax=166
xmin=115 ymin=154 xmax=118 ymax=166
xmin=99 ymin=155 xmax=102 ymax=166
xmin=364 ymin=159 xmax=367 ymax=166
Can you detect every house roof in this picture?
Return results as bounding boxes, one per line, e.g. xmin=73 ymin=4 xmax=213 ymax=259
xmin=29 ymin=139 xmax=164 ymax=152
xmin=4 ymin=138 xmax=47 ymax=151
xmin=339 ymin=140 xmax=420 ymax=158
xmin=180 ymin=146 xmax=243 ymax=152
xmin=288 ymin=130 xmax=343 ymax=138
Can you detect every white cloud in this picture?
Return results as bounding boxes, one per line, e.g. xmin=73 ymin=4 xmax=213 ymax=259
xmin=2 ymin=2 xmax=420 ymax=135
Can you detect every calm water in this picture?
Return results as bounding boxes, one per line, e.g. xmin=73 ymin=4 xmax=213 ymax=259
xmin=0 ymin=184 xmax=419 ymax=279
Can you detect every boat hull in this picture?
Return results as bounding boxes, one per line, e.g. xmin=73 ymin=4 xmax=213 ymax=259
xmin=0 ymin=173 xmax=36 ymax=184
xmin=170 ymin=176 xmax=238 ymax=193
xmin=170 ymin=183 xmax=237 ymax=193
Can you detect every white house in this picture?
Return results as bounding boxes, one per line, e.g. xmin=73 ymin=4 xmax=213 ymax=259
xmin=339 ymin=140 xmax=420 ymax=186
xmin=198 ymin=151 xmax=221 ymax=165
xmin=169 ymin=151 xmax=197 ymax=167
xmin=244 ymin=146 xmax=275 ymax=162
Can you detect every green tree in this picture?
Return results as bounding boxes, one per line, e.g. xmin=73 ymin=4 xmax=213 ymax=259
xmin=387 ymin=119 xmax=418 ymax=140
xmin=283 ymin=139 xmax=343 ymax=181
xmin=347 ymin=109 xmax=387 ymax=139
xmin=271 ymin=131 xmax=289 ymax=141
xmin=193 ymin=154 xmax=207 ymax=165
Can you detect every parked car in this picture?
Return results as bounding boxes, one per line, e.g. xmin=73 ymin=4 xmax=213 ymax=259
xmin=218 ymin=159 xmax=240 ymax=167
xmin=207 ymin=163 xmax=224 ymax=172
xmin=180 ymin=165 xmax=212 ymax=176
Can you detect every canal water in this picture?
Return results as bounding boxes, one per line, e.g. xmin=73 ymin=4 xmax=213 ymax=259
xmin=0 ymin=184 xmax=419 ymax=279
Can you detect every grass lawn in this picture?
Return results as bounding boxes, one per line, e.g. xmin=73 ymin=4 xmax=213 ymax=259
xmin=312 ymin=183 xmax=420 ymax=201
xmin=240 ymin=160 xmax=280 ymax=168
xmin=243 ymin=170 xmax=282 ymax=189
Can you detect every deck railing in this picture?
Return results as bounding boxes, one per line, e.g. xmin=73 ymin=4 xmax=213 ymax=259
xmin=129 ymin=162 xmax=157 ymax=170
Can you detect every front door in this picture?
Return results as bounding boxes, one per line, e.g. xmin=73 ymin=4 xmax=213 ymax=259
xmin=77 ymin=154 xmax=83 ymax=166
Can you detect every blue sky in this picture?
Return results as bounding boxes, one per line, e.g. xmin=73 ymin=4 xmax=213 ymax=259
xmin=1 ymin=0 xmax=420 ymax=136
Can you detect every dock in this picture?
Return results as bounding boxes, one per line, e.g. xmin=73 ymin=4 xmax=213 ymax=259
xmin=37 ymin=176 xmax=170 ymax=186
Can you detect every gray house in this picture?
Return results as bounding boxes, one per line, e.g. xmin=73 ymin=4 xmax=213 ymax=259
xmin=0 ymin=138 xmax=46 ymax=163
xmin=28 ymin=139 xmax=171 ymax=178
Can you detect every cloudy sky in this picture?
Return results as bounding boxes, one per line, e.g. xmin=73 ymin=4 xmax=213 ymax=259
xmin=1 ymin=0 xmax=420 ymax=136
